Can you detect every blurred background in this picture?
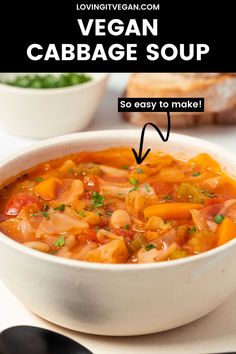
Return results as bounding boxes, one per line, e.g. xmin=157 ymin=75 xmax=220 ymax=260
xmin=0 ymin=73 xmax=236 ymax=159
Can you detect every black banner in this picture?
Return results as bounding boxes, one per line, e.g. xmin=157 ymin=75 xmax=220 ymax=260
xmin=118 ymin=98 xmax=205 ymax=112
xmin=0 ymin=0 xmax=234 ymax=72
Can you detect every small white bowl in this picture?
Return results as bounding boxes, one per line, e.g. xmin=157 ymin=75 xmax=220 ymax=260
xmin=0 ymin=130 xmax=236 ymax=336
xmin=0 ymin=73 xmax=109 ymax=138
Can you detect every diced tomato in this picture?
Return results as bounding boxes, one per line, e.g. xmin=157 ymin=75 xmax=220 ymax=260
xmin=85 ymin=191 xmax=93 ymax=199
xmin=111 ymin=227 xmax=136 ymax=242
xmin=76 ymin=234 xmax=87 ymax=245
xmin=5 ymin=193 xmax=42 ymax=216
xmin=83 ymin=228 xmax=98 ymax=242
xmin=99 ymin=218 xmax=108 ymax=228
xmin=83 ymin=176 xmax=100 ymax=193
xmin=151 ymin=182 xmax=172 ymax=195
xmin=201 ymin=197 xmax=225 ymax=219
xmin=204 ymin=196 xmax=224 ymax=207
xmin=0 ymin=214 xmax=8 ymax=222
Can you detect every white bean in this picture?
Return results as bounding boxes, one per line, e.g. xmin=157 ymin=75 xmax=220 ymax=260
xmin=110 ymin=209 xmax=131 ymax=228
xmin=65 ymin=235 xmax=76 ymax=249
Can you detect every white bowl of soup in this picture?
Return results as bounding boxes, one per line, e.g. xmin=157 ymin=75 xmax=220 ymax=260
xmin=0 ymin=130 xmax=236 ymax=336
xmin=0 ymin=73 xmax=109 ymax=138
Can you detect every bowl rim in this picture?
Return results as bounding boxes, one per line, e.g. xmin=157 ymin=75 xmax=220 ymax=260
xmin=1 ymin=129 xmax=236 ymax=271
xmin=0 ymin=73 xmax=109 ymax=95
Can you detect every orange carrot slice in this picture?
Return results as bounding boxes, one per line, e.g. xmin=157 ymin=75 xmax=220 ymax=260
xmin=144 ymin=203 xmax=202 ymax=220
xmin=34 ymin=177 xmax=60 ymax=200
xmin=217 ymin=217 xmax=236 ymax=246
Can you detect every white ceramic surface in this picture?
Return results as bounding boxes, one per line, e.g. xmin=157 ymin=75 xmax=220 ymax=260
xmin=0 ymin=130 xmax=236 ymax=336
xmin=0 ymin=73 xmax=109 ymax=138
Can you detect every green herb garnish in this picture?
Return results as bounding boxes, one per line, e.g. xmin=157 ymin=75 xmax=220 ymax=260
xmin=1 ymin=73 xmax=91 ymax=89
xmin=40 ymin=211 xmax=50 ymax=220
xmin=136 ymin=168 xmax=143 ymax=174
xmin=164 ymin=195 xmax=172 ymax=200
xmin=192 ymin=172 xmax=201 ymax=177
xmin=106 ymin=211 xmax=113 ymax=216
xmin=188 ymin=226 xmax=197 ymax=234
xmin=214 ymin=214 xmax=225 ymax=224
xmin=54 ymin=204 xmax=65 ymax=212
xmin=29 ymin=213 xmax=38 ymax=217
xmin=124 ymin=224 xmax=130 ymax=230
xmin=67 ymin=168 xmax=74 ymax=174
xmin=78 ymin=210 xmax=86 ymax=217
xmin=35 ymin=177 xmax=44 ymax=182
xmin=145 ymin=244 xmax=157 ymax=251
xmin=43 ymin=203 xmax=49 ymax=211
xmin=91 ymin=192 xmax=105 ymax=208
xmin=54 ymin=236 xmax=65 ymax=247
xmin=129 ymin=186 xmax=139 ymax=193
xmin=129 ymin=178 xmax=138 ymax=185
xmin=122 ymin=165 xmax=129 ymax=170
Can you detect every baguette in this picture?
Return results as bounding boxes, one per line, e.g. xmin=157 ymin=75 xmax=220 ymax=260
xmin=123 ymin=73 xmax=236 ymax=127
xmin=123 ymin=107 xmax=236 ymax=128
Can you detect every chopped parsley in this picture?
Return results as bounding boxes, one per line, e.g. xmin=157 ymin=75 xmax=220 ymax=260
xmin=43 ymin=203 xmax=49 ymax=211
xmin=129 ymin=186 xmax=139 ymax=193
xmin=40 ymin=211 xmax=50 ymax=220
xmin=188 ymin=226 xmax=197 ymax=234
xmin=67 ymin=168 xmax=74 ymax=174
xmin=136 ymin=168 xmax=143 ymax=174
xmin=145 ymin=244 xmax=157 ymax=251
xmin=129 ymin=178 xmax=138 ymax=185
xmin=78 ymin=210 xmax=86 ymax=217
xmin=54 ymin=204 xmax=65 ymax=212
xmin=35 ymin=177 xmax=44 ymax=182
xmin=106 ymin=211 xmax=113 ymax=216
xmin=54 ymin=236 xmax=65 ymax=248
xmin=124 ymin=224 xmax=130 ymax=230
xmin=29 ymin=213 xmax=38 ymax=217
xmin=163 ymin=220 xmax=171 ymax=224
xmin=214 ymin=214 xmax=225 ymax=224
xmin=192 ymin=171 xmax=201 ymax=177
xmin=122 ymin=165 xmax=129 ymax=170
xmin=91 ymin=192 xmax=105 ymax=208
xmin=164 ymin=195 xmax=172 ymax=200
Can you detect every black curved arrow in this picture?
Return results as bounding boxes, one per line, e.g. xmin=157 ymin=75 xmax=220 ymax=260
xmin=132 ymin=112 xmax=171 ymax=164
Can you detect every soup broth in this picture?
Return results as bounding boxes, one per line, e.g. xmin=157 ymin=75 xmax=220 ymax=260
xmin=1 ymin=148 xmax=236 ymax=264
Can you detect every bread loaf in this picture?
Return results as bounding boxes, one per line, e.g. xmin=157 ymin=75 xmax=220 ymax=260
xmin=123 ymin=73 xmax=236 ymax=127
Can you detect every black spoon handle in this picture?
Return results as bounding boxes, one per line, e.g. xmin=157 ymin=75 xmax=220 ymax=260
xmin=205 ymin=352 xmax=236 ymax=354
xmin=0 ymin=326 xmax=93 ymax=354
